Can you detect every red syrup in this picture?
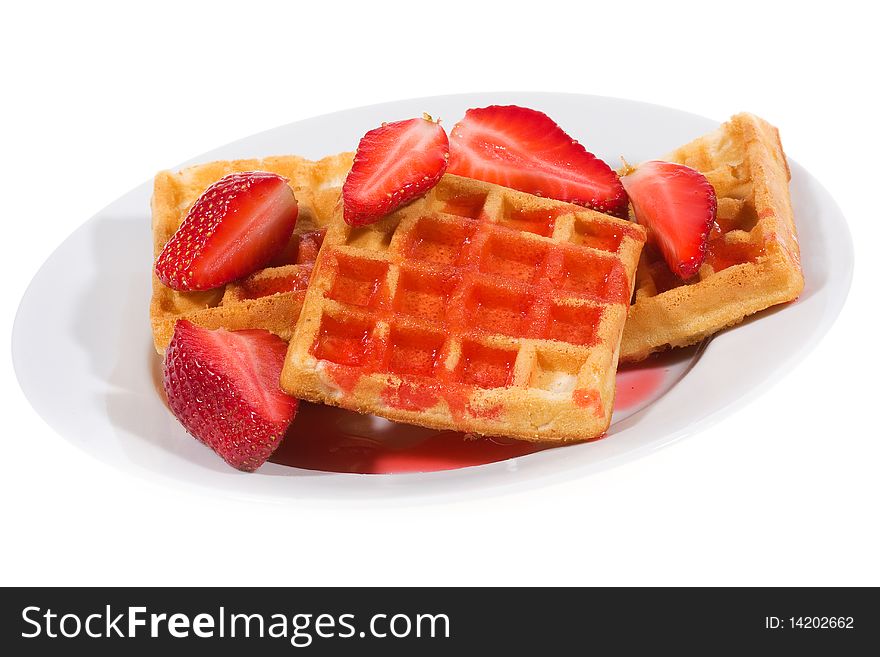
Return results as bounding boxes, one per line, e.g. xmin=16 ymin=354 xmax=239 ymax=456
xmin=441 ymin=194 xmax=487 ymax=220
xmin=267 ymin=359 xmax=670 ymax=474
xmin=705 ymin=238 xmax=765 ymax=272
xmin=613 ymin=365 xmax=665 ymax=410
xmin=502 ymin=208 xmax=564 ymax=237
xmin=268 ymin=402 xmax=552 ymax=474
xmin=151 ymin=339 xmax=675 ymax=475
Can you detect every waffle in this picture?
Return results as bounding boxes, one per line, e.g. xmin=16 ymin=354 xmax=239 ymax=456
xmin=620 ymin=113 xmax=804 ymax=362
xmin=150 ymin=152 xmax=354 ymax=353
xmin=280 ymin=174 xmax=646 ymax=442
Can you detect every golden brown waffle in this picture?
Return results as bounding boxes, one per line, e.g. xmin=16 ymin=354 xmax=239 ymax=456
xmin=620 ymin=113 xmax=804 ymax=362
xmin=280 ymin=174 xmax=646 ymax=442
xmin=150 ymin=152 xmax=354 ymax=353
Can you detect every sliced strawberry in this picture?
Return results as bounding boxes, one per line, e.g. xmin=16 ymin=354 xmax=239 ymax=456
xmin=156 ymin=171 xmax=298 ymax=291
xmin=343 ymin=115 xmax=449 ymax=226
xmin=163 ymin=320 xmax=298 ymax=471
xmin=447 ymin=105 xmax=628 ymax=217
xmin=621 ymin=160 xmax=717 ymax=279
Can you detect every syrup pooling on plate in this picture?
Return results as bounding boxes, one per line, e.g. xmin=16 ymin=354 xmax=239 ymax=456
xmin=148 ymin=339 xmax=683 ymax=475
xmin=270 ymin=354 xmax=674 ymax=474
xmin=268 ymin=403 xmax=553 ymax=474
xmin=614 ymin=365 xmax=665 ymax=410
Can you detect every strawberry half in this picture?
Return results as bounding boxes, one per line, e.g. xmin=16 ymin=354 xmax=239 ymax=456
xmin=163 ymin=320 xmax=298 ymax=472
xmin=156 ymin=171 xmax=298 ymax=291
xmin=447 ymin=105 xmax=628 ymax=217
xmin=621 ymin=160 xmax=717 ymax=279
xmin=343 ymin=115 xmax=449 ymax=226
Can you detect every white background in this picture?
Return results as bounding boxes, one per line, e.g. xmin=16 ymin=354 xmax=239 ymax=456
xmin=1 ymin=0 xmax=877 ymax=586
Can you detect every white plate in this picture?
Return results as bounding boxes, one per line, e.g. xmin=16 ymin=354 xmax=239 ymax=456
xmin=12 ymin=93 xmax=853 ymax=502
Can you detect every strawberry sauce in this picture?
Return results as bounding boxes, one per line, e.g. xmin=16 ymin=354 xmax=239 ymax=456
xmin=267 ymin=356 xmax=671 ymax=474
xmin=502 ymin=208 xmax=566 ymax=237
xmin=573 ymin=219 xmax=626 ymax=252
xmin=239 ymin=268 xmax=311 ymax=299
xmin=441 ymin=194 xmax=488 ymax=220
xmin=269 ymin=402 xmax=553 ymax=474
xmin=613 ymin=365 xmax=665 ymax=410
xmin=705 ymin=238 xmax=765 ymax=272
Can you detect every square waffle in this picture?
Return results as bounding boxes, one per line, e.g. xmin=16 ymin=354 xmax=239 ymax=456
xmin=280 ymin=174 xmax=646 ymax=442
xmin=150 ymin=152 xmax=353 ymax=353
xmin=620 ymin=113 xmax=805 ymax=362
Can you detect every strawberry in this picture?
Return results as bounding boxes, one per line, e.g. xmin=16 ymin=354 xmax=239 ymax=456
xmin=156 ymin=171 xmax=298 ymax=291
xmin=163 ymin=320 xmax=298 ymax=471
xmin=621 ymin=160 xmax=717 ymax=279
xmin=343 ymin=115 xmax=449 ymax=226
xmin=447 ymin=105 xmax=628 ymax=217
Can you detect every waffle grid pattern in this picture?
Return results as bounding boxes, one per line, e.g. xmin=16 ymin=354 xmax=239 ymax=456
xmin=150 ymin=152 xmax=354 ymax=352
xmin=282 ymin=174 xmax=645 ymax=442
xmin=620 ymin=113 xmax=804 ymax=362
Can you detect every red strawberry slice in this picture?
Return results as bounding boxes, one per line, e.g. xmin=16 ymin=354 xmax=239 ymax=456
xmin=156 ymin=171 xmax=298 ymax=291
xmin=343 ymin=115 xmax=449 ymax=226
xmin=447 ymin=105 xmax=628 ymax=217
xmin=621 ymin=160 xmax=717 ymax=279
xmin=163 ymin=320 xmax=298 ymax=471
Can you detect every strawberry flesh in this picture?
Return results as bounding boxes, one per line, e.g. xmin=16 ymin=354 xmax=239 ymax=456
xmin=163 ymin=320 xmax=298 ymax=471
xmin=156 ymin=171 xmax=298 ymax=291
xmin=343 ymin=116 xmax=449 ymax=226
xmin=447 ymin=105 xmax=628 ymax=217
xmin=621 ymin=160 xmax=717 ymax=279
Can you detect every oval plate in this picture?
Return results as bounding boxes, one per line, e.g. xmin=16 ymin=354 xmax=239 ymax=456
xmin=12 ymin=93 xmax=853 ymax=501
